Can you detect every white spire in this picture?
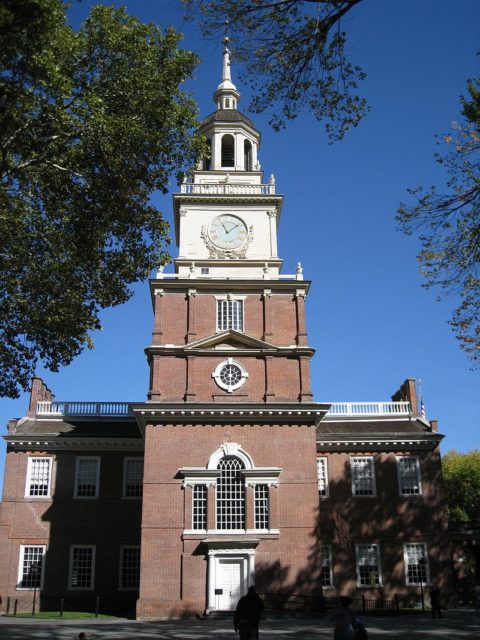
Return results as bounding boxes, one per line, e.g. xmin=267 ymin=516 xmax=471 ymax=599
xmin=214 ymin=36 xmax=240 ymax=110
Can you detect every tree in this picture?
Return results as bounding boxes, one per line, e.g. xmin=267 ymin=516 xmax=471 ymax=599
xmin=184 ymin=0 xmax=367 ymax=141
xmin=0 ymin=0 xmax=204 ymax=398
xmin=442 ymin=449 xmax=480 ymax=581
xmin=397 ymin=79 xmax=480 ymax=365
xmin=443 ymin=449 xmax=480 ymax=523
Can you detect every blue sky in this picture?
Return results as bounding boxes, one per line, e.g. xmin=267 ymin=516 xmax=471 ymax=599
xmin=1 ymin=0 xmax=479 ymax=493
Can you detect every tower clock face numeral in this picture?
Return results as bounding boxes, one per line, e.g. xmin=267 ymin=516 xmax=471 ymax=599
xmin=208 ymin=214 xmax=248 ymax=250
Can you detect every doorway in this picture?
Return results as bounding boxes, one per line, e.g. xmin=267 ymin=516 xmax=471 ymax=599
xmin=216 ymin=558 xmax=244 ymax=610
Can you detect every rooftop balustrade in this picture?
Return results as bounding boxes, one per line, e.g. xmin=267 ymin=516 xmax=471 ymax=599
xmin=36 ymin=400 xmax=411 ymax=418
xmin=180 ymin=183 xmax=276 ymax=195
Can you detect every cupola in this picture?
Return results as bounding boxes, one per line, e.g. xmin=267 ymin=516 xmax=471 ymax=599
xmin=196 ymin=38 xmax=261 ymax=174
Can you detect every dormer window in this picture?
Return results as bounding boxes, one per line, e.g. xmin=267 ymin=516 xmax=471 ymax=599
xmin=221 ymin=134 xmax=235 ymax=167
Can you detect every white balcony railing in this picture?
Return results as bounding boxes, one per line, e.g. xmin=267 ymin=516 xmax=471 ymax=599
xmin=325 ymin=401 xmax=411 ymax=417
xmin=36 ymin=401 xmax=132 ymax=417
xmin=180 ymin=183 xmax=276 ymax=195
xmin=156 ymin=272 xmax=303 ymax=281
xmin=36 ymin=400 xmax=411 ymax=419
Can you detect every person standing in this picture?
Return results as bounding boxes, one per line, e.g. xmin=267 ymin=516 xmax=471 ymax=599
xmin=333 ymin=596 xmax=356 ymax=640
xmin=233 ymin=585 xmax=264 ymax=640
xmin=429 ymin=585 xmax=442 ymax=619
xmin=474 ymin=583 xmax=480 ymax=616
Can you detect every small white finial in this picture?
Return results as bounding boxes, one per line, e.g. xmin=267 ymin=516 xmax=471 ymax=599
xmin=269 ymin=174 xmax=276 ymax=185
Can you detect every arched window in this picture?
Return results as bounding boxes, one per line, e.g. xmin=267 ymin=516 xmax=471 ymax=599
xmin=244 ymin=140 xmax=252 ymax=171
xmin=202 ymin=139 xmax=211 ymax=171
xmin=216 ymin=457 xmax=245 ymax=529
xmin=221 ymin=134 xmax=235 ymax=167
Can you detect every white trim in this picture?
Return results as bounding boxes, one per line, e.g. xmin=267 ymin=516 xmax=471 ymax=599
xmin=403 ymin=542 xmax=430 ymax=586
xmin=25 ymin=456 xmax=53 ymax=499
xmin=68 ymin=544 xmax=96 ymax=590
xmin=212 ymin=358 xmax=249 ymax=392
xmin=74 ymin=456 xmax=101 ymax=499
xmin=16 ymin=545 xmax=46 ymax=590
xmin=355 ymin=543 xmax=382 ymax=588
xmin=317 ymin=457 xmax=329 ymax=497
xmin=207 ymin=443 xmax=254 ymax=470
xmin=350 ymin=456 xmax=377 ymax=497
xmin=396 ymin=456 xmax=422 ymax=496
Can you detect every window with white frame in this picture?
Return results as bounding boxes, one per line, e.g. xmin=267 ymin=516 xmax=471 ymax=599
xmin=397 ymin=456 xmax=422 ymax=496
xmin=123 ymin=458 xmax=143 ymax=498
xmin=254 ymin=484 xmax=269 ymax=530
xmin=192 ymin=484 xmax=208 ymax=530
xmin=217 ymin=299 xmax=244 ymax=332
xmin=25 ymin=457 xmax=52 ymax=498
xmin=216 ymin=457 xmax=245 ymax=530
xmin=404 ymin=543 xmax=429 ymax=585
xmin=356 ymin=544 xmax=381 ymax=587
xmin=351 ymin=457 xmax=376 ymax=497
xmin=17 ymin=545 xmax=45 ymax=589
xmin=69 ymin=545 xmax=95 ymax=590
xmin=119 ymin=546 xmax=140 ymax=590
xmin=74 ymin=457 xmax=100 ymax=498
xmin=320 ymin=545 xmax=333 ymax=587
xmin=317 ymin=458 xmax=329 ymax=497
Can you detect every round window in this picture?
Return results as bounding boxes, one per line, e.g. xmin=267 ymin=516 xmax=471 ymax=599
xmin=212 ymin=358 xmax=248 ymax=393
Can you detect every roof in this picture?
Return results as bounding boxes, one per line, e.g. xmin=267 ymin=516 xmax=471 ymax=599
xmin=6 ymin=418 xmax=141 ymax=439
xmin=318 ymin=419 xmax=434 ymax=435
xmin=199 ymin=109 xmax=257 ymax=130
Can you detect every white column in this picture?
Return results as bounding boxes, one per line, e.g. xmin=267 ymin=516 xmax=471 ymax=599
xmin=207 ymin=551 xmax=216 ymax=611
xmin=213 ymin=133 xmax=222 ymax=170
xmin=248 ymin=551 xmax=255 ymax=587
xmin=268 ymin=209 xmax=278 ymax=258
xmin=235 ymin=132 xmax=242 ymax=170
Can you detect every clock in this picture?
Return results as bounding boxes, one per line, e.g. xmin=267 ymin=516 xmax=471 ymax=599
xmin=208 ymin=214 xmax=248 ymax=250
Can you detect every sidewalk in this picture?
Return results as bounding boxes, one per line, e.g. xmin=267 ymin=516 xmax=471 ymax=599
xmin=0 ymin=608 xmax=479 ymax=639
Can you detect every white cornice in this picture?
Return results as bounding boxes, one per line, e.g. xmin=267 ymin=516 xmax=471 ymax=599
xmin=4 ymin=437 xmax=144 ymax=450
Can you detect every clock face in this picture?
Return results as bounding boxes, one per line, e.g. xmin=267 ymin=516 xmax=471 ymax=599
xmin=208 ymin=214 xmax=248 ymax=250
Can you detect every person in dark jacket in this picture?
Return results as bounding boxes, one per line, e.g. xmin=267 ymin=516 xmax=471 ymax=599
xmin=233 ymin=585 xmax=264 ymax=640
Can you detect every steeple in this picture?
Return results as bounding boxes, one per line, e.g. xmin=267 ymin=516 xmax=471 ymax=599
xmin=214 ymin=36 xmax=240 ymax=110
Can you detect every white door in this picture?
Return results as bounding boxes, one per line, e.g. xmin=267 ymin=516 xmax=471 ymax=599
xmin=216 ymin=559 xmax=243 ymax=610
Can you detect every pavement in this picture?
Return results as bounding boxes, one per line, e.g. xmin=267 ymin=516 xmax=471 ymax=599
xmin=0 ymin=609 xmax=479 ymax=639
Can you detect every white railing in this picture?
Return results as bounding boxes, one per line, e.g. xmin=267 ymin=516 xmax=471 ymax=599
xmin=180 ymin=183 xmax=276 ymax=195
xmin=36 ymin=400 xmax=412 ymax=419
xmin=156 ymin=272 xmax=302 ymax=280
xmin=326 ymin=401 xmax=411 ymax=417
xmin=36 ymin=401 xmax=132 ymax=417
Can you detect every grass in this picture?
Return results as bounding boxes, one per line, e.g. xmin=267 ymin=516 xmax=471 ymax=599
xmin=11 ymin=611 xmax=117 ymax=619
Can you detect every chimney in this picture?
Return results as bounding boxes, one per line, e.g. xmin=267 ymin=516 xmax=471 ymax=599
xmin=430 ymin=419 xmax=438 ymax=433
xmin=391 ymin=378 xmax=419 ymax=416
xmin=27 ymin=377 xmax=54 ymax=418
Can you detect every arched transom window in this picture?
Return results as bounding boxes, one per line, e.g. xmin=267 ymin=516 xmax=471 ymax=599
xmin=216 ymin=457 xmax=245 ymax=530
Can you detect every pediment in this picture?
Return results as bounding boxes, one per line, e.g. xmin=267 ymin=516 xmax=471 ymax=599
xmin=184 ymin=330 xmax=278 ymax=352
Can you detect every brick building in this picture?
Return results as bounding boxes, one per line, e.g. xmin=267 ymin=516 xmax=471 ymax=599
xmin=0 ymin=44 xmax=452 ymax=618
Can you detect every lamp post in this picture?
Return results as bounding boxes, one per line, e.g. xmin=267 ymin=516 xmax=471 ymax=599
xmin=30 ymin=561 xmax=42 ymax=617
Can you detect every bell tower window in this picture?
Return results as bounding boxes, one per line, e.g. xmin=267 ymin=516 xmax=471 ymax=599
xmin=216 ymin=457 xmax=245 ymax=530
xmin=244 ymin=140 xmax=252 ymax=171
xmin=202 ymin=139 xmax=211 ymax=171
xmin=221 ymin=134 xmax=235 ymax=167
